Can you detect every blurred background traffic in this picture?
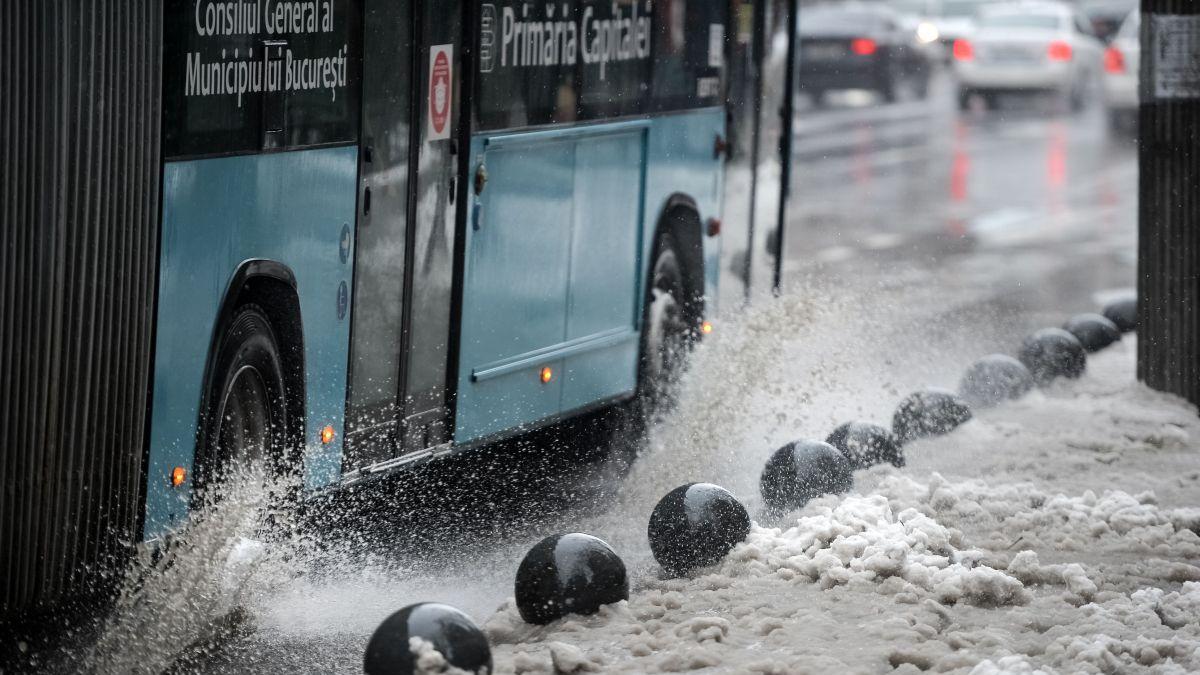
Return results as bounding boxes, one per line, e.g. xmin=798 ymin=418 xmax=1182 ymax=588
xmin=722 ymin=0 xmax=1140 ymax=321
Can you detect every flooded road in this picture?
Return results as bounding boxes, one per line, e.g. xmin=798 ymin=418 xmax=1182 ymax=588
xmin=55 ymin=72 xmax=1139 ymax=674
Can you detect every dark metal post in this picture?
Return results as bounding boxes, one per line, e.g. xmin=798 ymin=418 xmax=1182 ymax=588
xmin=772 ymin=0 xmax=798 ymax=294
xmin=1138 ymin=0 xmax=1200 ymax=407
xmin=742 ymin=0 xmax=768 ymax=303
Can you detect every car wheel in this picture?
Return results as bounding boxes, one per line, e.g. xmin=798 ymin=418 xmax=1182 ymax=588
xmin=915 ymin=73 xmax=931 ymax=100
xmin=640 ymin=231 xmax=696 ymax=414
xmin=957 ymin=88 xmax=973 ymax=111
xmin=1069 ymin=83 xmax=1087 ymax=112
xmin=880 ymin=75 xmax=899 ymax=103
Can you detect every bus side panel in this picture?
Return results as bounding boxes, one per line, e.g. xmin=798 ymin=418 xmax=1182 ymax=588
xmin=144 ymin=147 xmax=357 ymax=540
xmin=643 ymin=108 xmax=726 ymax=315
xmin=560 ymin=132 xmax=645 ymax=412
xmin=455 ymin=109 xmax=723 ymax=444
xmin=454 ymin=138 xmax=575 ymax=441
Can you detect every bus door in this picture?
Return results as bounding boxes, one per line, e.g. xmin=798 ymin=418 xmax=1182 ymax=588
xmin=345 ymin=0 xmax=461 ymax=469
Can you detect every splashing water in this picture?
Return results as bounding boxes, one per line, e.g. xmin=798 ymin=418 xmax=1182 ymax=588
xmin=80 ymin=275 xmax=1053 ymax=672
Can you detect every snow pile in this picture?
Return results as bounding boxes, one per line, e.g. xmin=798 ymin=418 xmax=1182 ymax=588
xmin=474 ymin=343 xmax=1199 ymax=674
xmin=482 ymin=494 xmax=1035 ymax=673
xmin=877 ymin=473 xmax=1200 ymax=585
xmin=407 ymin=637 xmax=478 ymax=675
xmin=722 ymin=495 xmax=1030 ymax=607
xmin=1030 ymin=583 xmax=1200 ymax=672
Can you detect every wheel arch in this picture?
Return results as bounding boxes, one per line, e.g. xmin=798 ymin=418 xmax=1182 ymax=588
xmin=195 ymin=259 xmax=307 ymax=479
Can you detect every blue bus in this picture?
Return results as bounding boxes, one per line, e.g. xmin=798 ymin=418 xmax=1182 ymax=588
xmin=2 ymin=0 xmax=793 ymax=626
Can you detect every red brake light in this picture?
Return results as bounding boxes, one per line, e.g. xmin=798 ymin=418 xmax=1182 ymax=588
xmin=953 ymin=39 xmax=974 ymax=61
xmin=1104 ymin=46 xmax=1125 ymax=73
xmin=1047 ymin=40 xmax=1073 ymax=61
xmin=851 ymin=38 xmax=877 ymax=56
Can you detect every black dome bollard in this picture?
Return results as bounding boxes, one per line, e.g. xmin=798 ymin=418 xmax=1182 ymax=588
xmin=760 ymin=440 xmax=853 ymax=511
xmin=1063 ymin=313 xmax=1122 ymax=352
xmin=1018 ymin=328 xmax=1086 ymax=384
xmin=825 ymin=422 xmax=904 ymax=469
xmin=958 ymin=354 xmax=1034 ymax=408
xmin=363 ymin=602 xmax=492 ymax=675
xmin=515 ymin=533 xmax=628 ymax=625
xmin=648 ymin=483 xmax=751 ymax=577
xmin=892 ymin=388 xmax=973 ymax=444
xmin=1102 ymin=295 xmax=1138 ymax=333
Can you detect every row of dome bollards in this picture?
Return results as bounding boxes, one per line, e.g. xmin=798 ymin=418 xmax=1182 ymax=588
xmin=363 ymin=294 xmax=1136 ymax=674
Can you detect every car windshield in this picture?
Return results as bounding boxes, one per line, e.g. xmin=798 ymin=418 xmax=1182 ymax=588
xmin=979 ymin=13 xmax=1063 ymax=29
xmin=1117 ymin=10 xmax=1139 ymax=38
xmin=889 ymin=0 xmax=932 ymax=15
xmin=942 ymin=1 xmax=984 ymax=18
xmin=803 ymin=10 xmax=886 ymax=33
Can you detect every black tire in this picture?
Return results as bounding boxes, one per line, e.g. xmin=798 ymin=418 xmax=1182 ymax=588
xmin=1069 ymin=81 xmax=1088 ymax=113
xmin=638 ymin=229 xmax=700 ymax=414
xmin=572 ymin=223 xmax=702 ymax=464
xmin=957 ymin=88 xmax=973 ymax=111
xmin=915 ymin=73 xmax=931 ymax=100
xmin=879 ymin=74 xmax=899 ymax=104
xmin=194 ymin=304 xmax=291 ymax=503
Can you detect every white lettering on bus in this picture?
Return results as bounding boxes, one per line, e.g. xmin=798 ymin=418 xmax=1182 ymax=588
xmin=186 ymin=44 xmax=347 ymax=105
xmin=192 ymin=0 xmax=336 ymax=37
xmin=497 ymin=1 xmax=647 ymax=80
xmin=194 ymin=0 xmax=261 ymax=37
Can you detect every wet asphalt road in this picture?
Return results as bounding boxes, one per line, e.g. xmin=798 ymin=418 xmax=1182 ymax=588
xmin=50 ymin=69 xmax=1139 ymax=674
xmin=785 ymin=72 xmax=1135 ymax=300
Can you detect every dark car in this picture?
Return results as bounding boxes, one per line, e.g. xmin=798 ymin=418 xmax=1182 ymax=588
xmin=799 ymin=3 xmax=934 ymax=105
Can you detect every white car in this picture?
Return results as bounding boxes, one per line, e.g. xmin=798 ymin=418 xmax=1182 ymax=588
xmin=1102 ymin=9 xmax=1139 ymax=130
xmin=952 ymin=1 xmax=1106 ymax=110
xmin=933 ymin=0 xmax=996 ymax=54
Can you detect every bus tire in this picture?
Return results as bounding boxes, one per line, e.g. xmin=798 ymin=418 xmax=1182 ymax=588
xmin=572 ymin=226 xmax=701 ymax=464
xmin=639 ymin=228 xmax=700 ymax=414
xmin=194 ymin=304 xmax=291 ymax=503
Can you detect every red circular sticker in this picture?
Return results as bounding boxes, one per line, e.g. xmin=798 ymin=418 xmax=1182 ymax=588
xmin=430 ymin=50 xmax=451 ymax=136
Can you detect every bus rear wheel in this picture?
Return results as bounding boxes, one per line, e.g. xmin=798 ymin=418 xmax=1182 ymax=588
xmin=195 ymin=304 xmax=290 ymax=504
xmin=640 ymin=230 xmax=698 ymax=414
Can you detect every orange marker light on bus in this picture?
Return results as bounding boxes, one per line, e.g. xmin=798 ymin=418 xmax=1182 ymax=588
xmin=171 ymin=466 xmax=187 ymax=487
xmin=701 ymin=320 xmax=714 ymax=335
xmin=321 ymin=425 xmax=335 ymax=444
xmin=540 ymin=367 xmax=553 ymax=384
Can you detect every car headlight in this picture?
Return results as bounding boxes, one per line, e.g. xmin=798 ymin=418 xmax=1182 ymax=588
xmin=916 ymin=21 xmax=939 ymax=44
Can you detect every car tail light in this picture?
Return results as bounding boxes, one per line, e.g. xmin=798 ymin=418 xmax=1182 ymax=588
xmin=1047 ymin=40 xmax=1073 ymax=61
xmin=1104 ymin=46 xmax=1125 ymax=73
xmin=952 ymin=39 xmax=974 ymax=61
xmin=851 ymin=38 xmax=877 ymax=56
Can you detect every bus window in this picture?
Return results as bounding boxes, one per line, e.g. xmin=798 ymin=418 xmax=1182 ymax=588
xmin=162 ymin=0 xmax=360 ymax=158
xmin=474 ymin=0 xmax=726 ymax=131
xmin=576 ymin=0 xmax=654 ymax=120
xmin=475 ymin=1 xmax=587 ymax=130
xmin=649 ymin=0 xmax=727 ymax=112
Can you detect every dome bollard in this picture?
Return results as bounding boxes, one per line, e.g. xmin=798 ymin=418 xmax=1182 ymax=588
xmin=760 ymin=440 xmax=853 ymax=512
xmin=515 ymin=533 xmax=629 ymax=625
xmin=1102 ymin=295 xmax=1137 ymax=333
xmin=892 ymin=389 xmax=973 ymax=444
xmin=648 ymin=483 xmax=751 ymax=577
xmin=1063 ymin=313 xmax=1121 ymax=352
xmin=363 ymin=602 xmax=492 ymax=675
xmin=1018 ymin=328 xmax=1086 ymax=384
xmin=958 ymin=354 xmax=1034 ymax=408
xmin=825 ymin=422 xmax=904 ymax=469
